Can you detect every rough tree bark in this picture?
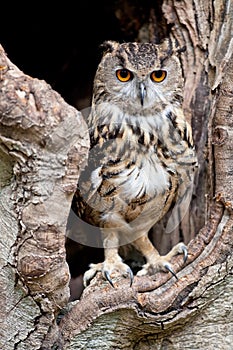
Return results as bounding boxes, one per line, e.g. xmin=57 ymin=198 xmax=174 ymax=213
xmin=0 ymin=0 xmax=233 ymax=349
xmin=0 ymin=49 xmax=89 ymax=349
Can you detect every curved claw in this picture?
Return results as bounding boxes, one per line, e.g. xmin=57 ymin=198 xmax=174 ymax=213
xmin=127 ymin=267 xmax=134 ymax=287
xmin=182 ymin=245 xmax=188 ymax=263
xmin=104 ymin=268 xmax=134 ymax=288
xmin=83 ymin=268 xmax=98 ymax=288
xmin=164 ymin=263 xmax=178 ymax=280
xmin=104 ymin=271 xmax=115 ymax=288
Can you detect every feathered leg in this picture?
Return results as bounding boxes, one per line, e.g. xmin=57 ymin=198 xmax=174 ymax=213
xmin=83 ymin=231 xmax=133 ymax=287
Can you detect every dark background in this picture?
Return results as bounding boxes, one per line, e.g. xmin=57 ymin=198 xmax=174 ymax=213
xmin=1 ymin=2 xmax=127 ymax=110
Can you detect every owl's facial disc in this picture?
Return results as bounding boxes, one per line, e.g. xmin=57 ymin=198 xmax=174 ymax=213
xmin=114 ymin=64 xmax=168 ymax=107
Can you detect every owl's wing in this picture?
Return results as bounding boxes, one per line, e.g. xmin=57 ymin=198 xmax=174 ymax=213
xmin=172 ymin=107 xmax=194 ymax=148
xmin=165 ymin=113 xmax=198 ymax=233
xmin=165 ymin=173 xmax=195 ymax=233
xmin=70 ymin=138 xmax=134 ymax=248
xmin=72 ymin=135 xmax=130 ymax=223
xmin=71 ymin=141 xmax=106 ymax=228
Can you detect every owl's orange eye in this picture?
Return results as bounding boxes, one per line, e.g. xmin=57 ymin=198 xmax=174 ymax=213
xmin=150 ymin=70 xmax=167 ymax=83
xmin=116 ymin=69 xmax=133 ymax=82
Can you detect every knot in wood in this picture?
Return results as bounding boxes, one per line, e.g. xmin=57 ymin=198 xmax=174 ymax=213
xmin=212 ymin=126 xmax=228 ymax=145
xmin=18 ymin=255 xmax=54 ymax=279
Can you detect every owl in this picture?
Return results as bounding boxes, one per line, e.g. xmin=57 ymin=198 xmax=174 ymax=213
xmin=72 ymin=40 xmax=198 ymax=287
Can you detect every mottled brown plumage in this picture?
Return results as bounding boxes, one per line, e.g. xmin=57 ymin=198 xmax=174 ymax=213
xmin=72 ymin=40 xmax=198 ymax=287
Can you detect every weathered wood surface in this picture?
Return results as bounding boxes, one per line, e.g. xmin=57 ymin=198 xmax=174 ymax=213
xmin=0 ymin=45 xmax=89 ymax=349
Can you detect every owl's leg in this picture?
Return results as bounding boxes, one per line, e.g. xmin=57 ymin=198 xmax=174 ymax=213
xmin=133 ymin=235 xmax=187 ymax=279
xmin=83 ymin=232 xmax=133 ymax=287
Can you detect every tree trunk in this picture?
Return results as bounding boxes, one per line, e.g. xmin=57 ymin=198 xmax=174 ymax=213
xmin=0 ymin=47 xmax=89 ymax=349
xmin=0 ymin=0 xmax=233 ymax=349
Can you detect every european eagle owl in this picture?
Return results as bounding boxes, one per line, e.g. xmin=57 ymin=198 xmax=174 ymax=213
xmin=71 ymin=40 xmax=197 ymax=287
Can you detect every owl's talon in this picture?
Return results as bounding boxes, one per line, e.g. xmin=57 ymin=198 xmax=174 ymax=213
xmin=164 ymin=263 xmax=178 ymax=280
xmin=182 ymin=245 xmax=188 ymax=263
xmin=128 ymin=267 xmax=134 ymax=287
xmin=82 ymin=260 xmax=134 ymax=288
xmin=83 ymin=262 xmax=103 ymax=287
xmin=104 ymin=270 xmax=115 ymax=288
xmin=104 ymin=266 xmax=134 ymax=287
xmin=83 ymin=271 xmax=97 ymax=288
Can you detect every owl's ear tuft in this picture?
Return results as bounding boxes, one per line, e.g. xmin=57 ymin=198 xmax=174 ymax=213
xmin=100 ymin=41 xmax=119 ymax=55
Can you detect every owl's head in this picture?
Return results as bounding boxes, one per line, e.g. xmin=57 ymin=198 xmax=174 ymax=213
xmin=93 ymin=40 xmax=184 ymax=112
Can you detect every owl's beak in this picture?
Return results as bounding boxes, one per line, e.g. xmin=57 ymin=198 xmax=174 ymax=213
xmin=139 ymin=82 xmax=146 ymax=106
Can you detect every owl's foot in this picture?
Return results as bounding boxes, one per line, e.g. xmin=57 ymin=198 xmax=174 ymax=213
xmin=136 ymin=242 xmax=188 ymax=279
xmin=83 ymin=260 xmax=134 ymax=288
